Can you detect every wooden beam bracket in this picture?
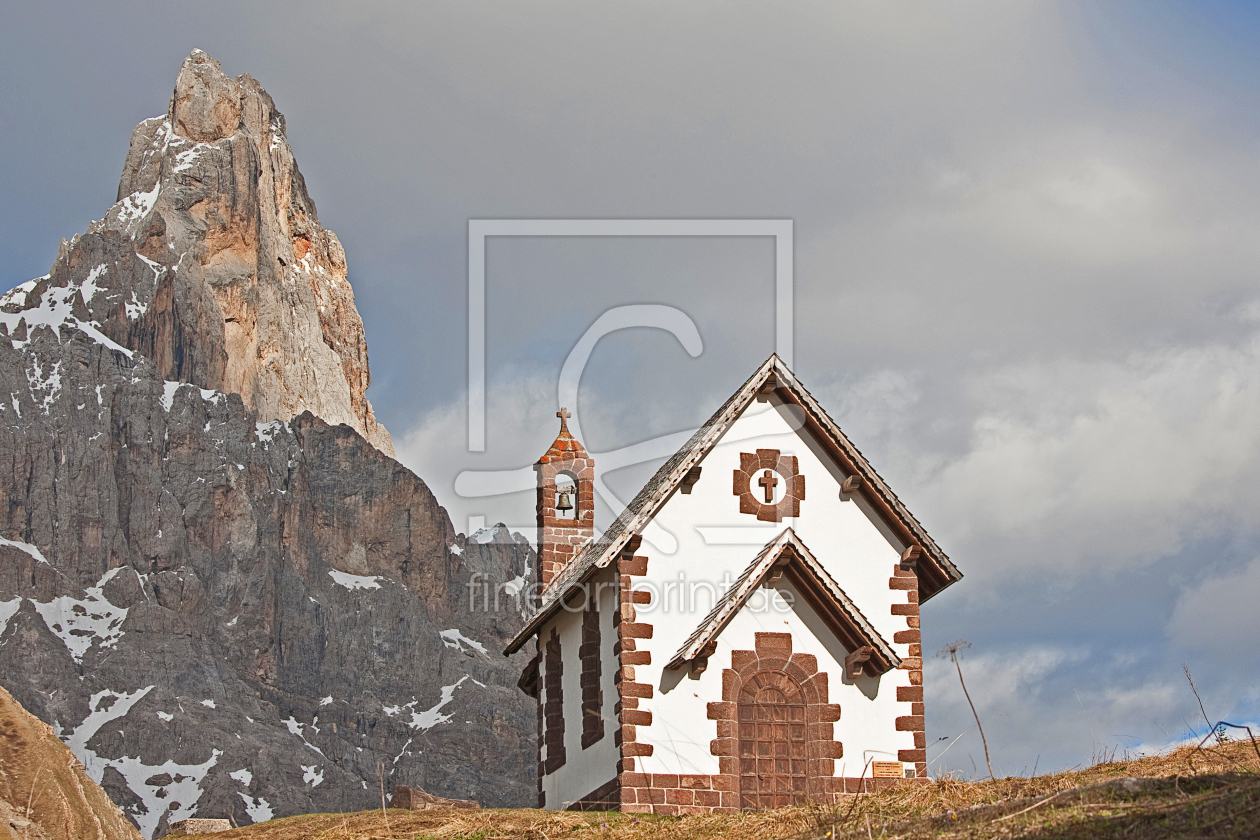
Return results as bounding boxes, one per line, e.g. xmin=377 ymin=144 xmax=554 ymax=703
xmin=692 ymin=640 xmax=718 ymax=674
xmin=680 ymin=466 xmax=703 ymax=494
xmin=765 ymin=556 xmax=792 ymax=585
xmin=620 ymin=534 xmax=643 ymax=559
xmin=844 ymin=645 xmax=874 ymax=679
xmin=900 ymin=545 xmax=922 ymax=568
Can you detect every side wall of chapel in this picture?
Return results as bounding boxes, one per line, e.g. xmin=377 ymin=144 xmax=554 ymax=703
xmin=537 ymin=565 xmax=621 ymax=809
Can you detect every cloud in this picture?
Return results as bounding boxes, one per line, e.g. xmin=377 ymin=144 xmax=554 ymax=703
xmin=392 ymin=367 xmax=558 ymax=537
xmin=1168 ymin=555 xmax=1260 ymax=652
xmin=817 ymin=320 xmax=1260 ymax=591
xmin=924 ymin=645 xmax=1190 ymax=777
xmin=928 ymin=645 xmax=1085 ymax=719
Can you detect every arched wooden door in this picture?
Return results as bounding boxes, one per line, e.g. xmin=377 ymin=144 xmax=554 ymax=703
xmin=737 ymin=670 xmax=809 ymax=808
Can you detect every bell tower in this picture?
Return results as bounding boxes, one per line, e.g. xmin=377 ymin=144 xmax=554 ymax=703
xmin=535 ymin=408 xmax=595 ymax=588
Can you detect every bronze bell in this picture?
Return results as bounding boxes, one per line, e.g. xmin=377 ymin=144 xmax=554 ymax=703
xmin=556 ymin=490 xmax=574 ymax=513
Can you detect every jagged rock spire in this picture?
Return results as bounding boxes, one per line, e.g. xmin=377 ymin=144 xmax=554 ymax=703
xmin=55 ymin=48 xmax=395 ymax=454
xmin=169 ymin=49 xmax=244 ymax=142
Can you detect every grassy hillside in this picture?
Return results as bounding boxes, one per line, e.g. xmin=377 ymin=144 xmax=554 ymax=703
xmin=0 ymin=685 xmax=142 ymax=840
xmin=177 ymin=740 xmax=1260 ymax=840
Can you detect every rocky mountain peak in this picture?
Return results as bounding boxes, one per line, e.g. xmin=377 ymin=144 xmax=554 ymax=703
xmin=0 ymin=50 xmax=534 ymax=835
xmin=168 ymin=49 xmax=248 ymax=143
xmin=24 ymin=49 xmax=395 ymax=454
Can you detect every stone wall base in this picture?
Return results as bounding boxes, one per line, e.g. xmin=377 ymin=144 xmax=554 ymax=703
xmin=616 ymin=772 xmax=925 ymax=815
xmin=566 ymin=777 xmax=622 ymax=811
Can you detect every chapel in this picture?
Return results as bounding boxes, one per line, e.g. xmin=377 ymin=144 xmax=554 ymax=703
xmin=505 ymin=355 xmax=963 ymax=813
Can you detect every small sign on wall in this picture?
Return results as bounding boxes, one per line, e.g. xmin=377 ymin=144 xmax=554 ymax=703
xmin=871 ymin=761 xmax=905 ymax=779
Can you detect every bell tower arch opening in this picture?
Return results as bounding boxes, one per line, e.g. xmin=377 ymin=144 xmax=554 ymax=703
xmin=554 ymin=471 xmax=578 ymax=520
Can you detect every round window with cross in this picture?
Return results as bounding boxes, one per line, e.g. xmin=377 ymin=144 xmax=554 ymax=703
xmin=732 ymin=449 xmax=805 ymax=522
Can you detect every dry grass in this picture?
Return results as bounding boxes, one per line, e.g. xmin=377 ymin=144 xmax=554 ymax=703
xmin=188 ymin=740 xmax=1260 ymax=840
xmin=800 ymin=737 xmax=1260 ymax=839
xmin=169 ymin=806 xmax=817 ymax=840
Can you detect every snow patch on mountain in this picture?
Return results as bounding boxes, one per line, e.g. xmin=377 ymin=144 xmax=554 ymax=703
xmin=0 ymin=278 xmax=134 ymax=359
xmin=30 ymin=572 xmax=129 ymax=663
xmin=440 ymin=629 xmax=488 ymax=656
xmin=0 ymin=597 xmax=22 ymax=639
xmin=392 ymin=677 xmax=473 ymax=732
xmin=238 ymin=793 xmax=273 ymax=823
xmin=282 ymin=716 xmax=324 ymax=756
xmin=0 ymin=537 xmax=49 ymax=565
xmin=59 ymin=685 xmax=219 ymax=838
xmin=328 ymin=570 xmax=383 ymax=591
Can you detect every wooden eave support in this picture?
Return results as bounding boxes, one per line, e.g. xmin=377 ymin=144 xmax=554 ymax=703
xmin=692 ymin=640 xmax=718 ymax=674
xmin=620 ymin=534 xmax=643 ymax=559
xmin=900 ymin=545 xmax=922 ymax=568
xmin=517 ymin=653 xmax=540 ymax=698
xmin=844 ymin=646 xmax=874 ymax=679
xmin=680 ymin=466 xmax=703 ymax=494
xmin=840 ymin=474 xmax=863 ymax=497
xmin=765 ymin=555 xmax=792 ymax=585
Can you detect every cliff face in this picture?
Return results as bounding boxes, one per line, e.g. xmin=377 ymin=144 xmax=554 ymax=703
xmin=0 ymin=51 xmax=536 ymax=838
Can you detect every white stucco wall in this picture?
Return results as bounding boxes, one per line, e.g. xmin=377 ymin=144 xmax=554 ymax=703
xmin=540 ymin=566 xmax=621 ymax=808
xmin=629 ymin=395 xmax=916 ymax=778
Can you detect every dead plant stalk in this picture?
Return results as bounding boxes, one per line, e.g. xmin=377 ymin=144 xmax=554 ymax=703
xmin=939 ymin=640 xmax=994 ymax=781
xmin=1183 ymin=664 xmax=1222 ymax=745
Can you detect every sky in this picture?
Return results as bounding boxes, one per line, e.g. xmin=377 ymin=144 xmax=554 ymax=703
xmin=4 ymin=0 xmax=1260 ymax=781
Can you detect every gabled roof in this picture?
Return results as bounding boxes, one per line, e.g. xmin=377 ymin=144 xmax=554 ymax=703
xmin=505 ymin=354 xmax=961 ymax=655
xmin=666 ymin=528 xmax=900 ymax=674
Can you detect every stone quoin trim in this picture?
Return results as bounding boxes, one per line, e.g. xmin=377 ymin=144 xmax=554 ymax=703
xmin=733 ymin=449 xmax=805 ymax=522
xmin=536 ymin=662 xmax=545 ymax=807
xmin=614 ymin=546 xmax=663 ymax=813
xmin=891 ymin=553 xmax=927 ymax=779
xmin=517 ymin=650 xmax=544 ymax=805
xmin=543 ymin=628 xmax=566 ymax=775
xmin=580 ymin=597 xmax=604 ymax=749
